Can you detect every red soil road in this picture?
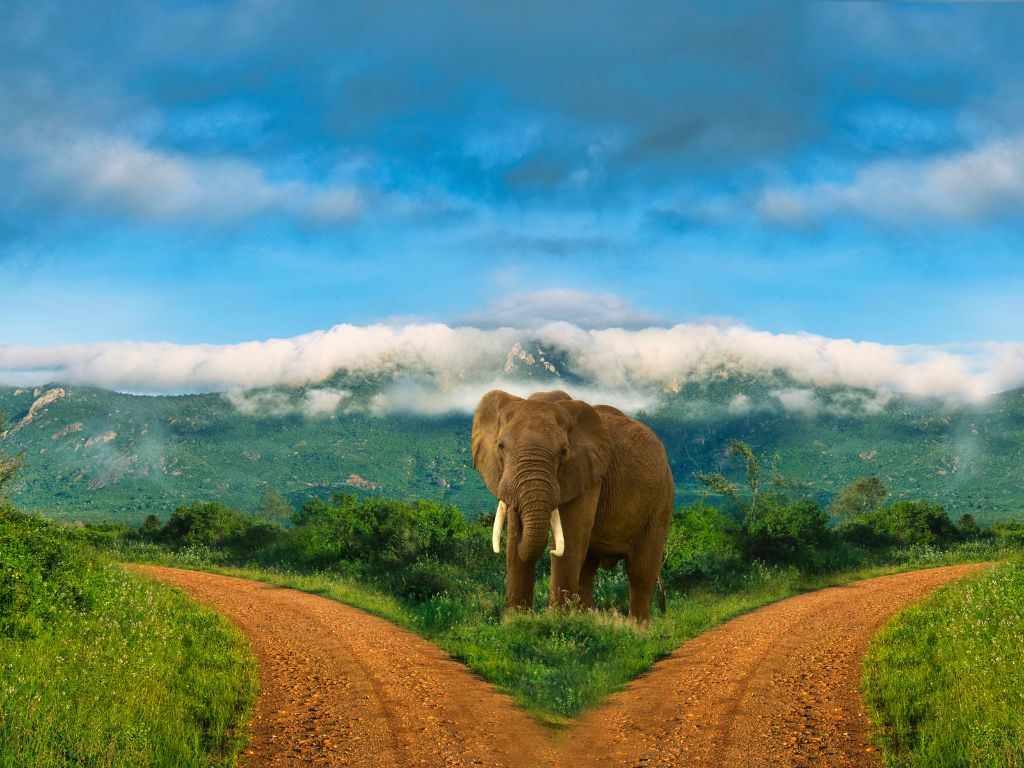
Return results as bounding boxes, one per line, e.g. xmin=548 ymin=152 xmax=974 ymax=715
xmin=132 ymin=562 xmax=986 ymax=768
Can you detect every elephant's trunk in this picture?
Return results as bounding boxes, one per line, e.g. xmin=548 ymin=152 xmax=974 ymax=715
xmin=498 ymin=450 xmax=560 ymax=563
xmin=518 ymin=506 xmax=551 ymax=563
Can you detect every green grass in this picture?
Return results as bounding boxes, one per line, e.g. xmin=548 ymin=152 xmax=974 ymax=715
xmin=863 ymin=559 xmax=1024 ymax=767
xmin=0 ymin=515 xmax=257 ymax=768
xmin=117 ymin=540 xmax=1009 ymax=726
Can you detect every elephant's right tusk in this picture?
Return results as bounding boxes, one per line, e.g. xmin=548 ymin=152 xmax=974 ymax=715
xmin=550 ymin=508 xmax=565 ymax=557
xmin=492 ymin=501 xmax=507 ymax=553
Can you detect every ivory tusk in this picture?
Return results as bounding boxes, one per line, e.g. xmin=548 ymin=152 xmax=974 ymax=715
xmin=492 ymin=501 xmax=507 ymax=553
xmin=550 ymin=508 xmax=565 ymax=557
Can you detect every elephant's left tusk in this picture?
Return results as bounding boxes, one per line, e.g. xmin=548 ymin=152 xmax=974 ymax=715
xmin=550 ymin=508 xmax=565 ymax=557
xmin=492 ymin=501 xmax=507 ymax=553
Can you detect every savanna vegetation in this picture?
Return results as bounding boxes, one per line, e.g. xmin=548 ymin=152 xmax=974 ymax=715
xmin=864 ymin=560 xmax=1024 ymax=767
xmin=0 ymin=432 xmax=256 ymax=768
xmin=7 ymin=425 xmax=1024 ymax=761
xmin=4 ymin=377 xmax=1024 ymax=525
xmin=83 ymin=440 xmax=1024 ymax=727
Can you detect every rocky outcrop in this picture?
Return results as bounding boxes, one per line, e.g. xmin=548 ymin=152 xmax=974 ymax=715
xmin=84 ymin=431 xmax=117 ymax=449
xmin=2 ymin=387 xmax=66 ymax=437
xmin=503 ymin=343 xmax=560 ymax=376
xmin=52 ymin=423 xmax=84 ymax=440
xmin=344 ymin=473 xmax=379 ymax=491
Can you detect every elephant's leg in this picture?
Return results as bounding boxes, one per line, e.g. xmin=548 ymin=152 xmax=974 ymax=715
xmin=505 ymin=506 xmax=537 ymax=611
xmin=548 ymin=485 xmax=600 ymax=610
xmin=625 ymin=491 xmax=674 ymax=625
xmin=624 ymin=558 xmax=656 ymax=626
xmin=625 ymin=515 xmax=669 ymax=626
xmin=577 ymin=551 xmax=601 ymax=610
xmin=549 ymin=547 xmax=584 ymax=609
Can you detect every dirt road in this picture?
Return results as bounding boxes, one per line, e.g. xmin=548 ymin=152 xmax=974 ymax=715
xmin=133 ymin=563 xmax=985 ymax=768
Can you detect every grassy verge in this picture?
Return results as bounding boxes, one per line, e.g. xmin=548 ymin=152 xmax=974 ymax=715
xmin=863 ymin=559 xmax=1024 ymax=767
xmin=117 ymin=540 xmax=1007 ymax=726
xmin=0 ymin=511 xmax=257 ymax=768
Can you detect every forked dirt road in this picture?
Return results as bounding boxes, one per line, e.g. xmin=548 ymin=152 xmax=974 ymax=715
xmin=133 ymin=563 xmax=985 ymax=768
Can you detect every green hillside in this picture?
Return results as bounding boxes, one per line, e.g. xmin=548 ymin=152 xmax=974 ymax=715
xmin=1 ymin=375 xmax=1022 ymax=525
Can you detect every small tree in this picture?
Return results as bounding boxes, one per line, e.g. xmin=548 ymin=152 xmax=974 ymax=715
xmin=138 ymin=514 xmax=162 ymax=539
xmin=696 ymin=440 xmax=828 ymax=567
xmin=695 ymin=440 xmax=803 ymax=522
xmin=257 ymin=490 xmax=292 ymax=525
xmin=958 ymin=513 xmax=981 ymax=536
xmin=829 ymin=477 xmax=887 ymax=523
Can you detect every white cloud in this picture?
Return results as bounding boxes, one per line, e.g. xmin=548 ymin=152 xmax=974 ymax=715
xmin=368 ymin=378 xmax=657 ymax=417
xmin=3 ymin=322 xmax=1024 ymax=409
xmin=460 ymin=289 xmax=662 ymax=329
xmin=772 ymin=388 xmax=818 ymax=414
xmin=8 ymin=125 xmax=364 ymax=224
xmin=728 ymin=393 xmax=752 ymax=415
xmin=225 ymin=389 xmax=294 ymax=417
xmin=303 ymin=388 xmax=352 ymax=416
xmin=759 ymin=135 xmax=1024 ymax=226
xmin=225 ymin=387 xmax=352 ymax=417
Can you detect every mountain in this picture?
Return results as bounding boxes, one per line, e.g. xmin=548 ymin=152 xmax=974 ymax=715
xmin=1 ymin=342 xmax=1022 ymax=525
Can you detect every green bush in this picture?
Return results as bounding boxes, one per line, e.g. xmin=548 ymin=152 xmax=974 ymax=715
xmin=840 ymin=500 xmax=959 ymax=549
xmin=159 ymin=501 xmax=252 ymax=548
xmin=990 ymin=521 xmax=1024 ymax=547
xmin=744 ymin=493 xmax=830 ymax=568
xmin=0 ymin=505 xmax=103 ymax=638
xmin=284 ymin=493 xmax=470 ymax=571
xmin=662 ymin=502 xmax=743 ymax=588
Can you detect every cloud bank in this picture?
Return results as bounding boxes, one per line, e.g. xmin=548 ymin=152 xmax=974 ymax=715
xmin=2 ymin=323 xmax=1023 ymax=413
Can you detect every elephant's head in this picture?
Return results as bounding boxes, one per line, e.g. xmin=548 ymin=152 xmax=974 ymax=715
xmin=471 ymin=390 xmax=612 ymax=564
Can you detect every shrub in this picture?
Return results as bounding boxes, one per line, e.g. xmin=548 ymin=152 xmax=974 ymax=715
xmin=958 ymin=513 xmax=981 ymax=536
xmin=158 ymin=501 xmax=282 ymax=554
xmin=160 ymin=502 xmax=251 ymax=548
xmin=828 ymin=477 xmax=887 ymax=523
xmin=0 ymin=506 xmax=102 ymax=638
xmin=281 ymin=493 xmax=472 ymax=576
xmin=744 ymin=493 xmax=830 ymax=568
xmin=662 ymin=502 xmax=743 ymax=588
xmin=138 ymin=514 xmax=162 ymax=539
xmin=840 ymin=500 xmax=959 ymax=549
xmin=990 ymin=521 xmax=1024 ymax=547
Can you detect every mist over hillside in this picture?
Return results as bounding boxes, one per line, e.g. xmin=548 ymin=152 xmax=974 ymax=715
xmin=2 ymin=332 xmax=1022 ymax=525
xmin=4 ymin=321 xmax=1024 ymax=400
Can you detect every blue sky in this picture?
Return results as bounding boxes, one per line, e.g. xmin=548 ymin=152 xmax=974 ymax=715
xmin=2 ymin=1 xmax=1024 ymax=348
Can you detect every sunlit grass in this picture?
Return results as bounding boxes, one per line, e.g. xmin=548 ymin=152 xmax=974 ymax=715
xmin=0 ymin=562 xmax=256 ymax=768
xmin=864 ymin=559 xmax=1024 ymax=767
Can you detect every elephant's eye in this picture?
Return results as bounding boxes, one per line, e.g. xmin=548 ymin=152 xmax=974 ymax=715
xmin=497 ymin=441 xmax=505 ymax=451
xmin=560 ymin=445 xmax=569 ymax=458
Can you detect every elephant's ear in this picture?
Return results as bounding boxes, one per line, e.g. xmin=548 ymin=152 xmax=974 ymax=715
xmin=557 ymin=400 xmax=612 ymax=504
xmin=471 ymin=390 xmax=521 ymax=497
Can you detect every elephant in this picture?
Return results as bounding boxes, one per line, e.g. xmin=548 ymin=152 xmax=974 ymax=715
xmin=471 ymin=389 xmax=674 ymax=625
